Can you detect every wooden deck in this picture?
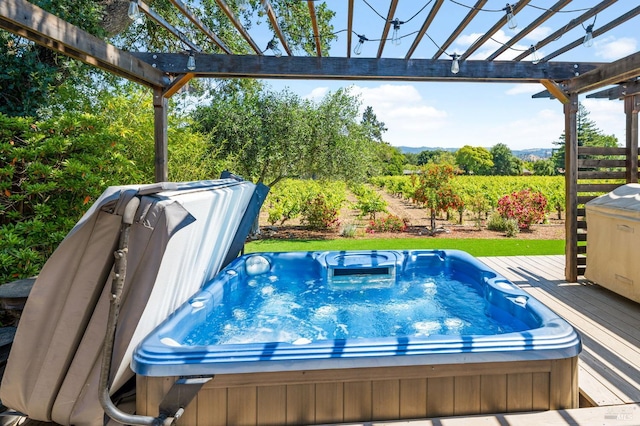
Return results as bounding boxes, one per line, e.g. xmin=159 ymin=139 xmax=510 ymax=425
xmin=479 ymin=255 xmax=640 ymax=408
xmin=337 ymin=255 xmax=640 ymax=426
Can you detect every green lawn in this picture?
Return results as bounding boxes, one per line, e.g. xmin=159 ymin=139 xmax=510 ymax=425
xmin=245 ymin=238 xmax=564 ymax=257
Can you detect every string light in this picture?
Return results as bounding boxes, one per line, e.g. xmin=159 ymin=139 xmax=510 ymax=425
xmin=266 ymin=39 xmax=282 ymax=57
xmin=529 ymin=45 xmax=540 ymax=64
xmin=450 ymin=53 xmax=460 ymax=74
xmin=128 ymin=0 xmax=140 ymax=20
xmin=390 ymin=18 xmax=404 ymax=46
xmin=583 ymin=24 xmax=594 ymax=47
xmin=187 ymin=52 xmax=196 ymax=70
xmin=504 ymin=3 xmax=517 ymax=29
xmin=354 ymin=34 xmax=368 ymax=56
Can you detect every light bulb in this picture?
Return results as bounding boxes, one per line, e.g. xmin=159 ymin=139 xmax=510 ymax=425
xmin=391 ymin=18 xmax=402 ymax=46
xmin=128 ymin=1 xmax=140 ymax=20
xmin=505 ymin=4 xmax=517 ymax=30
xmin=187 ymin=53 xmax=196 ymax=71
xmin=267 ymin=40 xmax=282 ymax=57
xmin=451 ymin=54 xmax=460 ymax=74
xmin=583 ymin=25 xmax=594 ymax=48
xmin=530 ymin=45 xmax=540 ymax=64
xmin=354 ymin=34 xmax=367 ymax=56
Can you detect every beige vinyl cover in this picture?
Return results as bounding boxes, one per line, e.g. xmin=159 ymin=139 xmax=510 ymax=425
xmin=584 ymin=183 xmax=640 ymax=303
xmin=0 ymin=179 xmax=258 ymax=425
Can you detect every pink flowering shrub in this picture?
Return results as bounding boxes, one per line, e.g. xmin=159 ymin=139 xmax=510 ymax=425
xmin=496 ymin=189 xmax=548 ymax=230
xmin=366 ymin=214 xmax=408 ymax=233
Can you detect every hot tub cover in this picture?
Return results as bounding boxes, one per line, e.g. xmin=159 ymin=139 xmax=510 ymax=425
xmin=585 ymin=183 xmax=640 ymax=302
xmin=0 ymin=177 xmax=268 ymax=425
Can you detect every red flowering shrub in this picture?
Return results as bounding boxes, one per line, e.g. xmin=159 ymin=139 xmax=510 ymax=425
xmin=366 ymin=214 xmax=408 ymax=233
xmin=497 ymin=189 xmax=548 ymax=230
xmin=300 ymin=194 xmax=340 ymax=229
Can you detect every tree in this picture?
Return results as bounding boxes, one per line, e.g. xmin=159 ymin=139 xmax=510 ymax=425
xmin=417 ymin=149 xmax=455 ymax=166
xmin=533 ymin=159 xmax=556 ymax=176
xmin=490 ymin=143 xmax=523 ymax=175
xmin=193 ymin=87 xmax=379 ymax=186
xmin=375 ymin=143 xmax=406 ymax=176
xmin=551 ymin=103 xmax=619 ymax=171
xmin=455 ymin=146 xmax=494 ymax=175
xmin=361 ymin=106 xmax=387 ymax=142
xmin=411 ymin=164 xmax=462 ymax=234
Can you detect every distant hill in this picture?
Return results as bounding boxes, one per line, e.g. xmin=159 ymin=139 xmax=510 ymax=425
xmin=396 ymin=146 xmax=554 ymax=160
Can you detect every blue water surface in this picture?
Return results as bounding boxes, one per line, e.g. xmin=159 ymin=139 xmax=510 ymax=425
xmin=183 ymin=271 xmax=529 ymax=346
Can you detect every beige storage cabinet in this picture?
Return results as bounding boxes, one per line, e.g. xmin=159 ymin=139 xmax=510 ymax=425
xmin=585 ymin=183 xmax=640 ymax=303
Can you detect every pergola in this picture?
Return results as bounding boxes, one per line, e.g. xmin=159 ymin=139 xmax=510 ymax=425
xmin=1 ymin=0 xmax=639 ymax=282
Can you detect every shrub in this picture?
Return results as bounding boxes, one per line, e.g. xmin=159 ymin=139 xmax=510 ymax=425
xmin=497 ymin=189 xmax=548 ymax=230
xmin=486 ymin=212 xmax=507 ymax=231
xmin=366 ymin=214 xmax=408 ymax=233
xmin=340 ymin=223 xmax=358 ymax=238
xmin=300 ymin=194 xmax=341 ymax=230
xmin=504 ymin=218 xmax=520 ymax=237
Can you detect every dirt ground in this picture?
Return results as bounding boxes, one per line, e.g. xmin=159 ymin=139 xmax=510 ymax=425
xmin=256 ymin=187 xmax=565 ymax=241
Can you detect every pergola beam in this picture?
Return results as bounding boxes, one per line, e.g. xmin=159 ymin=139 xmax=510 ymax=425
xmin=513 ymin=0 xmax=617 ymax=61
xmin=432 ymin=0 xmax=487 ymax=60
xmin=139 ymin=1 xmax=201 ymax=52
xmin=168 ymin=0 xmax=231 ymax=54
xmin=262 ymin=0 xmax=292 ymax=56
xmin=346 ymin=0 xmax=354 ymax=58
xmin=134 ymin=53 xmax=602 ymax=82
xmin=0 ymin=0 xmax=168 ymax=88
xmin=307 ymin=1 xmax=322 ymax=57
xmin=586 ymin=79 xmax=640 ymax=100
xmin=376 ymin=0 xmax=398 ymax=58
xmin=568 ymin=51 xmax=640 ymax=94
xmin=459 ymin=0 xmax=530 ymax=61
xmin=405 ymin=0 xmax=444 ymax=60
xmin=540 ymin=5 xmax=640 ymax=63
xmin=486 ymin=0 xmax=572 ymax=61
xmin=214 ymin=0 xmax=262 ymax=54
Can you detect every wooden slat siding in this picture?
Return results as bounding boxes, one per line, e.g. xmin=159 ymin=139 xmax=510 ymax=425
xmin=315 ymin=382 xmax=343 ymax=424
xmin=287 ymin=383 xmax=315 ymax=425
xmin=577 ymin=183 xmax=622 ymax=192
xmin=577 ymin=245 xmax=587 ymax=254
xmin=578 ymin=170 xmax=627 ymax=179
xmin=227 ymin=387 xmax=256 ymax=426
xmin=343 ymin=381 xmax=371 ymax=422
xmin=577 ymin=257 xmax=587 ymax=266
xmin=480 ymin=255 xmax=640 ymax=407
xmin=196 ymin=388 xmax=227 ymax=426
xmin=578 ymin=158 xmax=627 ymax=168
xmin=136 ymin=375 xmax=148 ymax=419
xmin=577 ymin=220 xmax=587 ymax=229
xmin=577 ymin=146 xmax=630 ymax=156
xmin=372 ymin=380 xmax=400 ymax=420
xmin=506 ymin=373 xmax=533 ymax=412
xmin=532 ymin=372 xmax=550 ymax=411
xmin=178 ymin=389 xmax=198 ymax=426
xmin=480 ymin=375 xmax=507 ymax=414
xmin=257 ymin=385 xmax=286 ymax=425
xmin=453 ymin=375 xmax=480 ymax=415
xmin=400 ymin=378 xmax=427 ymax=418
xmin=577 ymin=208 xmax=586 ymax=216
xmin=426 ymin=377 xmax=454 ymax=417
xmin=577 ymin=195 xmax=599 ymax=205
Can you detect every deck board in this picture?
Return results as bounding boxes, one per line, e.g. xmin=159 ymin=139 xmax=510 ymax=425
xmin=479 ymin=255 xmax=640 ymax=408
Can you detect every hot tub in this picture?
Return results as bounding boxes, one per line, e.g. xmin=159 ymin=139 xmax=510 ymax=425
xmin=133 ymin=250 xmax=581 ymax=424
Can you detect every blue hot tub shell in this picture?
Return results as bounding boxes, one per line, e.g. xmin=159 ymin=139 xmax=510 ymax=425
xmin=132 ymin=250 xmax=581 ymax=377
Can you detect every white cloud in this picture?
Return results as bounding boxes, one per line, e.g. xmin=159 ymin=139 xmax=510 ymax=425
xmin=349 ymin=84 xmax=449 ymax=148
xmin=581 ymin=98 xmax=625 ymax=143
xmin=505 ymin=84 xmax=544 ymax=96
xmin=475 ymin=109 xmax=565 ymax=150
xmin=526 ymin=26 xmax=553 ymax=42
xmin=303 ymin=87 xmax=329 ymax=101
xmin=594 ymin=36 xmax=637 ymax=61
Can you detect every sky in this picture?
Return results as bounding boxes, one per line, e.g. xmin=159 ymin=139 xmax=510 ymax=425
xmin=252 ymin=1 xmax=639 ymax=151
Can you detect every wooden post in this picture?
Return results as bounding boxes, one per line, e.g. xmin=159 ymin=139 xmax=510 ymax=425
xmin=153 ymin=86 xmax=168 ymax=182
xmin=624 ymin=94 xmax=639 ymax=183
xmin=564 ymin=93 xmax=579 ymax=282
